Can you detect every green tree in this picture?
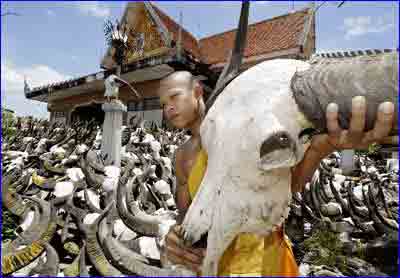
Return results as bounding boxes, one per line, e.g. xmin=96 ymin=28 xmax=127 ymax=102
xmin=2 ymin=107 xmax=17 ymax=140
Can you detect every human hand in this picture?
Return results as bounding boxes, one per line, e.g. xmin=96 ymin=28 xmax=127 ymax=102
xmin=291 ymin=96 xmax=395 ymax=192
xmin=163 ymin=225 xmax=205 ymax=275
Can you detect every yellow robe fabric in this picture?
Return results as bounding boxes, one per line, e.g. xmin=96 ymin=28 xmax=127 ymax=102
xmin=187 ymin=148 xmax=299 ymax=277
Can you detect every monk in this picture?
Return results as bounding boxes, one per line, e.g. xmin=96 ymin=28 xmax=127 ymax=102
xmin=158 ymin=70 xmax=395 ymax=276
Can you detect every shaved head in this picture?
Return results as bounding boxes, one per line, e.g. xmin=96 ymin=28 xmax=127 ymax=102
xmin=160 ymin=71 xmax=199 ymax=93
xmin=159 ymin=71 xmax=205 ymax=129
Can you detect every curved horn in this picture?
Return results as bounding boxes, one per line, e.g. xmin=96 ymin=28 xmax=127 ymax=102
xmin=291 ymin=51 xmax=398 ymax=135
xmin=328 ymin=178 xmax=350 ymax=216
xmin=361 ymin=184 xmax=382 ymax=235
xmin=86 ymin=149 xmax=105 ymax=173
xmin=80 ymin=156 xmax=104 ymax=190
xmin=98 ymin=213 xmax=153 ymax=275
xmin=347 ymin=181 xmax=369 ymax=219
xmin=104 ymin=232 xmax=192 ymax=276
xmin=43 ymin=159 xmax=66 ymax=175
xmin=368 ymin=183 xmax=398 ymax=231
xmin=31 ymin=171 xmax=60 ymax=190
xmin=79 ymin=242 xmax=90 ymax=277
xmin=6 ymin=196 xmax=52 ymax=252
xmin=205 ymin=1 xmax=249 ymax=114
xmin=97 ymin=205 xmax=191 ymax=276
xmin=63 ymin=244 xmax=84 ymax=277
xmin=345 ymin=181 xmax=376 ymax=234
xmin=33 ymin=242 xmax=60 ymax=276
xmin=116 ymin=176 xmax=162 ymax=237
xmin=309 ymin=173 xmax=323 ymax=219
xmin=60 ymin=213 xmax=71 ymax=243
xmin=378 ymin=180 xmax=395 ymax=220
xmin=317 ymin=171 xmax=332 ymax=203
xmin=84 ymin=189 xmax=102 ymax=213
xmin=2 ymin=174 xmax=28 ymax=217
xmin=2 ymin=199 xmax=57 ymax=275
xmin=84 ymin=202 xmax=123 ymax=276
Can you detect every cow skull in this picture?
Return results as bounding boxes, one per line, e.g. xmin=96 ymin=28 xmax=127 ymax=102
xmin=181 ymin=58 xmax=313 ymax=275
xmin=182 ymin=50 xmax=398 ymax=275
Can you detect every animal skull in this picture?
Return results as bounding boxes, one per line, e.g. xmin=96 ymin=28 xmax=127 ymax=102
xmin=153 ymin=180 xmax=175 ymax=209
xmin=181 ymin=48 xmax=398 ymax=275
xmin=181 ymin=59 xmax=315 ymax=275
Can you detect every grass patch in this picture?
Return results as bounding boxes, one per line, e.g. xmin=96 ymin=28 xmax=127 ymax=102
xmin=301 ymin=229 xmax=350 ymax=273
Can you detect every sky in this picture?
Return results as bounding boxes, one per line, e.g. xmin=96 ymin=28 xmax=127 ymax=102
xmin=1 ymin=0 xmax=398 ymax=118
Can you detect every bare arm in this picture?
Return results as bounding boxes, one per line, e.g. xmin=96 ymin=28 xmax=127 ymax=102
xmin=163 ymin=148 xmax=205 ymax=274
xmin=291 ymin=97 xmax=395 ymax=192
xmin=174 ymin=149 xmax=192 ymax=224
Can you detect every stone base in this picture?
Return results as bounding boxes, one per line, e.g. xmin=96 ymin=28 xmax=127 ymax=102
xmin=102 ymin=99 xmax=127 ymax=113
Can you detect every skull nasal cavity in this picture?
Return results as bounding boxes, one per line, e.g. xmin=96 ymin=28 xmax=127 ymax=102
xmin=260 ymin=132 xmax=292 ymax=158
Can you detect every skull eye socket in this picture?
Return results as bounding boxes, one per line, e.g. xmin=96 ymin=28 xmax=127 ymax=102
xmin=259 ymin=131 xmax=292 ymax=158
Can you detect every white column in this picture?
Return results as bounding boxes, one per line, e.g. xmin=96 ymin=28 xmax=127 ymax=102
xmin=340 ymin=149 xmax=355 ymax=175
xmin=101 ymin=100 xmax=127 ymax=167
xmin=387 ymin=151 xmax=399 ymax=172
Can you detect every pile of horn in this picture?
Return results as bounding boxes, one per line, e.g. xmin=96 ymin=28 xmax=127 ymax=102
xmin=288 ymin=151 xmax=398 ymax=276
xmin=2 ymin=116 xmax=192 ymax=276
xmin=2 ymin=114 xmax=398 ymax=276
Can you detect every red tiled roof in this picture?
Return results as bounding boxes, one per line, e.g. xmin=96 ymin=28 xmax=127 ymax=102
xmin=199 ymin=8 xmax=310 ymax=65
xmin=149 ymin=5 xmax=311 ymax=66
xmin=152 ymin=4 xmax=201 ymax=59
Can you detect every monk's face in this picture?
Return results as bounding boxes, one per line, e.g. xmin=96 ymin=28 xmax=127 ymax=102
xmin=159 ymin=77 xmax=199 ymax=129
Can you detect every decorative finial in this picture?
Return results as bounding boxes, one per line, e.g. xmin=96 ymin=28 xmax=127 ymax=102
xmin=24 ymin=76 xmax=31 ymax=94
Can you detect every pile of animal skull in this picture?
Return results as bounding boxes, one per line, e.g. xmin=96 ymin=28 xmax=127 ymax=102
xmin=2 ymin=116 xmax=190 ymax=276
xmin=289 ymin=151 xmax=398 ymax=276
xmin=2 ymin=116 xmax=398 ymax=276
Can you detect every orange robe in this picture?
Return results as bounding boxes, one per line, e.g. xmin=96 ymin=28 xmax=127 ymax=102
xmin=187 ymin=148 xmax=299 ymax=276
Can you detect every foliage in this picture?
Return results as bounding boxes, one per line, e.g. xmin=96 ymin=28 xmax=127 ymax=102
xmin=2 ymin=107 xmax=17 ymax=140
xmin=302 ymin=229 xmax=349 ymax=273
xmin=2 ymin=108 xmax=19 ymax=241
xmin=2 ymin=207 xmax=18 ymax=241
xmin=355 ymin=143 xmax=382 ymax=156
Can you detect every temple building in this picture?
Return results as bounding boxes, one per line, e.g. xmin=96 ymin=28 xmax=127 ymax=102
xmin=25 ymin=2 xmax=316 ymax=126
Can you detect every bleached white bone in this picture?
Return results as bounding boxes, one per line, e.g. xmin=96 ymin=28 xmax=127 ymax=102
xmin=182 ymin=59 xmax=312 ymax=275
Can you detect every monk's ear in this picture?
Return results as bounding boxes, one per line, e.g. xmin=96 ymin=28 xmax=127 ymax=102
xmin=193 ymin=82 xmax=204 ymax=100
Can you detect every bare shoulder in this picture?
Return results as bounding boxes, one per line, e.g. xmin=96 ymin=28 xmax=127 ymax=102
xmin=174 ymin=137 xmax=201 ymax=182
xmin=174 ymin=143 xmax=186 ymax=167
xmin=174 ymin=140 xmax=192 ymax=174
